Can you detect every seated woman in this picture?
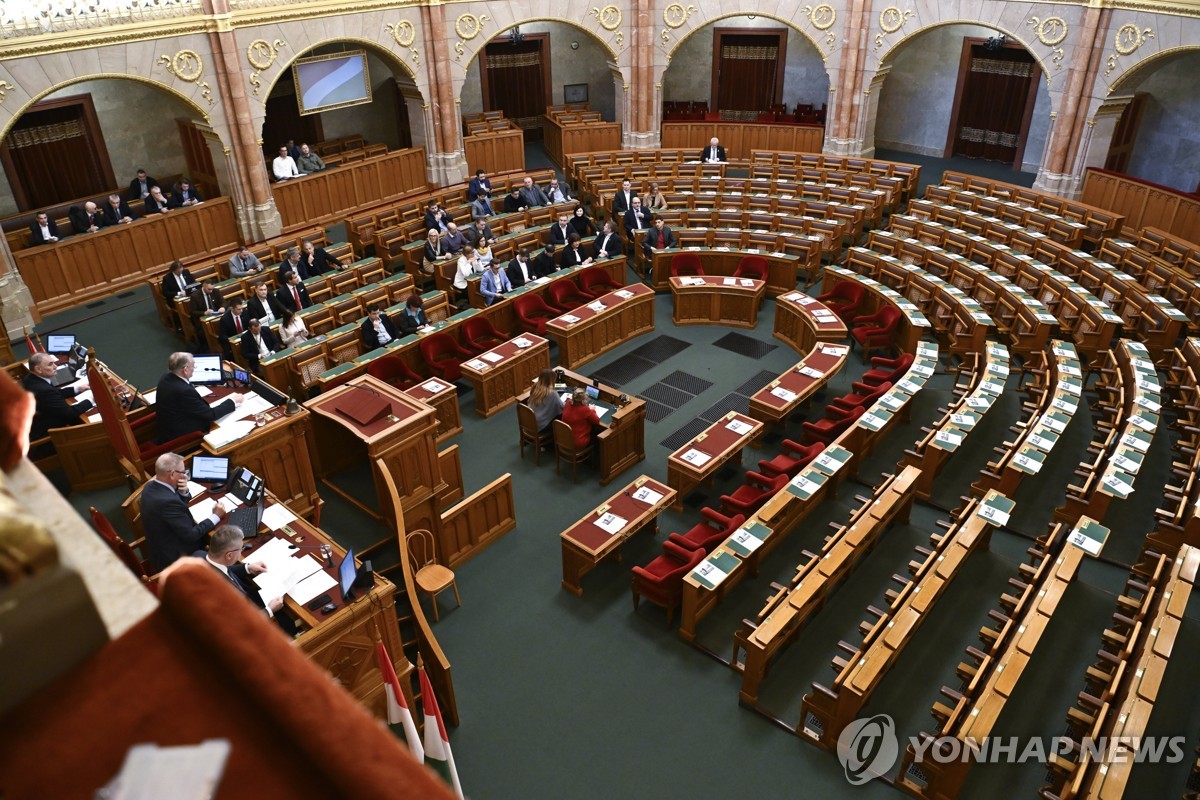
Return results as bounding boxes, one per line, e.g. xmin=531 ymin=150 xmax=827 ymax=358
xmin=422 ymin=228 xmax=453 ymax=278
xmin=398 ymin=295 xmax=430 ymax=335
xmin=279 ymin=307 xmax=309 ymax=348
xmin=561 ymin=233 xmax=593 ymax=268
xmin=528 ymin=368 xmax=564 ymax=434
xmin=561 ymin=388 xmax=601 ymax=451
xmin=645 ymin=182 xmax=668 ymax=212
xmin=570 ymin=206 xmax=598 ymax=238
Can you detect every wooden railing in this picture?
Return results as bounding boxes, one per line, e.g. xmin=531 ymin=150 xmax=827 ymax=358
xmin=437 ymin=474 xmax=516 ymax=567
xmin=661 ymin=121 xmax=824 ymax=157
xmin=464 ymin=128 xmax=524 ymax=176
xmin=1080 ymin=167 xmax=1200 ymax=243
xmin=273 ymin=147 xmax=428 ymax=231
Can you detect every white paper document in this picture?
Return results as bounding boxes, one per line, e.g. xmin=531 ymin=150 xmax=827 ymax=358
xmin=482 ymin=352 xmax=504 ymax=363
xmin=261 ymin=503 xmax=297 ymax=531
xmin=632 ymin=486 xmax=664 ymax=505
xmin=194 ymin=386 xmax=213 ymax=398
xmin=730 ymin=527 xmax=764 ymax=554
xmin=680 ymin=448 xmax=712 ymax=467
xmin=421 ymin=379 xmax=448 ymax=393
xmin=798 ymin=366 xmax=824 ymax=379
xmin=594 ymin=512 xmax=627 ymax=535
xmin=289 ymin=570 xmax=337 ymax=605
xmin=561 ymin=314 xmax=581 ymax=324
xmin=189 ymin=498 xmax=217 ymax=523
xmin=725 ymin=418 xmax=754 ymax=436
xmin=513 ymin=337 xmax=535 ymax=348
xmin=203 ymin=420 xmax=256 ymax=449
xmin=465 ymin=359 xmax=489 ymax=371
xmin=614 ymin=290 xmax=635 ymax=299
xmin=770 ymin=386 xmax=798 ymax=403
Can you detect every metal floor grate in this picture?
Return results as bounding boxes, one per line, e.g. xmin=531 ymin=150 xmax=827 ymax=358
xmin=631 ymin=334 xmax=692 ymax=362
xmin=589 ymin=355 xmax=656 ymax=387
xmin=733 ymin=369 xmax=779 ymax=398
xmin=659 ymin=417 xmax=713 ymax=451
xmin=699 ymin=392 xmax=750 ymax=423
xmin=712 ymin=332 xmax=778 ymax=359
xmin=638 ymin=397 xmax=674 ymax=424
xmin=661 ymin=370 xmax=714 ymax=396
xmin=641 ymin=383 xmax=692 ymax=409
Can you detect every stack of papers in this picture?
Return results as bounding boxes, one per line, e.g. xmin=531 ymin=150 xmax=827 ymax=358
xmin=680 ymin=448 xmax=711 ymax=466
xmin=771 ymin=386 xmax=798 ymax=403
xmin=726 ymin=418 xmax=754 ymax=435
xmin=512 ymin=337 xmax=534 ymax=348
xmin=482 ymin=352 xmax=504 ymax=363
xmin=594 ymin=512 xmax=627 ymax=535
xmin=203 ymin=420 xmax=256 ymax=449
xmin=421 ymin=379 xmax=448 ymax=393
xmin=465 ymin=359 xmax=489 ymax=371
xmin=632 ymin=485 xmax=664 ymax=505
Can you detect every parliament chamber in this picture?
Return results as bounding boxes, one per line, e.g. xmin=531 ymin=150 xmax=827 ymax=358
xmin=3 ymin=1 xmax=1200 ymax=799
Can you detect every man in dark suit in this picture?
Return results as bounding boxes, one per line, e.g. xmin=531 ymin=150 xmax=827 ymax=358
xmin=190 ymin=280 xmax=225 ymax=317
xmin=544 ymin=177 xmax=573 ymax=204
xmin=361 ymin=303 xmax=399 ymax=349
xmin=424 ymin=202 xmax=451 ymax=235
xmin=101 ymin=193 xmax=137 ymax=226
xmin=643 ymin=217 xmax=678 ymax=258
xmin=397 ymin=295 xmax=430 ymax=335
xmin=701 ymin=137 xmax=727 ymax=162
xmin=280 ymin=246 xmax=307 ymax=280
xmin=520 ymin=176 xmax=549 ymax=208
xmin=240 ymin=318 xmax=281 ymax=373
xmin=506 ymin=247 xmax=535 ymax=288
xmin=217 ymin=298 xmax=249 ymax=360
xmin=533 ymin=243 xmax=559 ymax=278
xmin=467 ymin=169 xmax=492 ymax=202
xmin=142 ymin=452 xmax=228 ymax=572
xmin=69 ymin=201 xmax=104 ymax=234
xmin=28 ymin=212 xmax=61 ymax=245
xmin=128 ymin=169 xmax=158 ymax=202
xmin=22 ymin=352 xmax=92 ymax=440
xmin=161 ymin=260 xmax=195 ymax=300
xmin=276 ymin=270 xmax=312 ymax=312
xmin=548 ymin=213 xmax=573 ymax=246
xmin=154 ymin=352 xmax=242 ymax=444
xmin=246 ymin=281 xmax=284 ymax=324
xmin=464 ymin=218 xmax=497 ymax=250
xmin=503 ymin=187 xmax=526 ymax=214
xmin=170 ymin=179 xmax=203 ymax=208
xmin=592 ymin=221 xmax=623 ymax=260
xmin=623 ymin=196 xmax=652 ymax=238
xmin=611 ymin=179 xmax=636 ymax=219
xmin=203 ymin=524 xmax=296 ymax=633
xmin=143 ymin=186 xmax=172 ymax=216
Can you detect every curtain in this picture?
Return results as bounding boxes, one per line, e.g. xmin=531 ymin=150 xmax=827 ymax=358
xmin=5 ymin=110 xmax=108 ymax=209
xmin=716 ymin=34 xmax=779 ymax=117
xmin=484 ymin=41 xmax=545 ymax=136
xmin=954 ymin=46 xmax=1035 ymax=163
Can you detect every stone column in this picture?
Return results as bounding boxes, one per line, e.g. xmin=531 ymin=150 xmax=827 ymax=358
xmin=624 ymin=0 xmax=658 ymax=148
xmin=204 ymin=0 xmax=281 ymax=240
xmin=0 ymin=234 xmax=38 ymax=341
xmin=398 ymin=80 xmax=430 ymax=153
xmin=1069 ymin=94 xmax=1134 ymax=191
xmin=855 ymin=66 xmax=892 ymax=158
xmin=611 ymin=61 xmax=632 ymax=146
xmin=422 ymin=4 xmax=468 ymax=186
xmin=825 ymin=0 xmax=869 ymax=156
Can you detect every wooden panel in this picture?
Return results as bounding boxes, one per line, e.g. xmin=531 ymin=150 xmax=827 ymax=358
xmin=1081 ymin=168 xmax=1200 ymax=242
xmin=437 ymin=444 xmax=464 ymax=510
xmin=272 ymin=148 xmax=429 ymax=231
xmin=661 ymin=122 xmax=824 ymax=154
xmin=13 ymin=198 xmax=238 ymax=316
xmin=437 ymin=473 xmax=517 ymax=568
xmin=464 ymin=129 xmax=525 ymax=176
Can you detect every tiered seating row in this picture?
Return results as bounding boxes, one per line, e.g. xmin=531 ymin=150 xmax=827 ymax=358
xmin=925 ymin=184 xmax=1088 ymax=248
xmin=1133 ymin=226 xmax=1200 ymax=277
xmin=1150 ymin=339 xmax=1200 ymax=554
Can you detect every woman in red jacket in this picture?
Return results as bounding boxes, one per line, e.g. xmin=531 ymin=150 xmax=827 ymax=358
xmin=561 ymin=388 xmax=601 ymax=451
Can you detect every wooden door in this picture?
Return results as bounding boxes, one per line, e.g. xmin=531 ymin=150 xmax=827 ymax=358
xmin=946 ymin=40 xmax=1041 ymax=168
xmin=711 ymin=29 xmax=786 ymax=119
xmin=480 ymin=34 xmax=550 ymax=142
xmin=1104 ymin=93 xmax=1146 ymax=174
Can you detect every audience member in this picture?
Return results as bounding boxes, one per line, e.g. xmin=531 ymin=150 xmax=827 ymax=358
xmin=247 ymin=281 xmax=283 ymax=323
xmin=102 ymin=194 xmax=137 ymax=225
xmin=284 ymin=139 xmax=301 ymax=160
xmin=549 ymin=212 xmax=573 ymax=246
xmin=503 ymin=187 xmax=526 ymax=214
xmin=281 ymin=246 xmax=306 ymax=279
xmin=203 ymin=524 xmax=286 ymax=620
xmin=144 ymin=185 xmax=172 ymax=215
xmin=22 ymin=352 xmax=92 ymax=440
xmin=570 ymin=206 xmax=597 ymax=238
xmin=228 ymin=245 xmax=264 ymax=278
xmin=470 ymin=192 xmax=494 ymax=220
xmin=295 ymin=143 xmax=326 ymax=173
xmin=528 ymin=368 xmax=564 ymax=434
xmin=480 ymin=259 xmax=512 ymax=306
xmin=507 ymin=247 xmax=535 ymax=288
xmin=142 ymin=452 xmax=226 ymax=572
xmin=611 ymin=179 xmax=636 ymax=218
xmin=623 ymin=196 xmax=651 ymax=237
xmin=533 ymin=243 xmax=559 ymax=278
xmin=397 ymin=295 xmax=429 ymax=335
xmin=299 ymin=239 xmax=344 ymax=275
xmin=241 ymin=318 xmax=280 ymax=372
xmin=190 ymin=279 xmax=225 ymax=317
xmin=128 ymin=169 xmax=158 ymax=201
xmin=161 ymin=260 xmax=194 ymax=300
xmin=465 ymin=217 xmax=497 ymax=250
xmin=592 ymin=221 xmax=623 ymax=259
xmin=646 ymin=181 xmax=668 ymax=212
xmin=361 ymin=303 xmax=398 ymax=349
xmin=561 ymin=387 xmax=601 ymax=451
xmin=276 ymin=270 xmax=312 ymax=312
xmin=170 ymin=179 xmax=203 ymax=207
xmin=442 ymin=222 xmax=467 ymax=255
xmin=278 ymin=307 xmax=309 ymax=348
xmin=154 ymin=352 xmax=242 ymax=444
xmin=217 ymin=298 xmax=249 ymax=358
xmin=422 ymin=228 xmax=452 ymax=277
xmin=561 ymin=234 xmax=593 ymax=268
xmin=69 ymin=201 xmax=104 ymax=234
xmin=452 ymin=244 xmax=483 ymax=299
xmin=424 ymin=202 xmax=451 ymax=235
xmin=467 ymin=169 xmax=492 ymax=201
xmin=520 ymin=176 xmax=549 ymax=208
xmin=701 ymin=137 xmax=727 ymax=163
xmin=272 ymin=146 xmax=303 ymax=180
xmin=545 ymin=177 xmax=572 ymax=204
xmin=643 ymin=217 xmax=677 ymax=257
xmin=28 ymin=212 xmax=60 ymax=245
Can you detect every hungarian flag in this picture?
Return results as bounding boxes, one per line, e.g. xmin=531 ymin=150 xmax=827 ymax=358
xmin=25 ymin=331 xmax=42 ymax=355
xmin=420 ymin=666 xmax=464 ymax=799
xmin=375 ymin=642 xmax=423 ymax=762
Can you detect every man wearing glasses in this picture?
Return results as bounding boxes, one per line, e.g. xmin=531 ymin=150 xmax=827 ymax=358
xmin=142 ymin=452 xmax=228 ymax=572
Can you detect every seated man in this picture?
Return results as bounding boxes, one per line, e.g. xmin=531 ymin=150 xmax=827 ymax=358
xmin=202 ymin=524 xmax=294 ymax=633
xmin=218 ymin=298 xmax=249 ymax=359
xmin=170 ymin=179 xmax=203 ymax=208
xmin=548 ymin=213 xmax=573 ymax=246
xmin=424 ymin=202 xmax=451 ymax=235
xmin=592 ymin=221 xmax=623 ymax=260
xmin=143 ymin=452 xmax=229 ymax=572
xmin=144 ymin=185 xmax=172 ymax=215
xmin=442 ymin=222 xmax=468 ymax=255
xmin=295 ymin=143 xmax=326 ymax=174
xmin=643 ymin=217 xmax=677 ymax=258
xmin=280 ymin=246 xmax=307 ymax=280
xmin=22 ymin=352 xmax=92 ymax=441
xmin=28 ymin=212 xmax=61 ymax=245
xmin=240 ymin=318 xmax=281 ymax=373
xmin=154 ymin=352 xmax=242 ymax=444
xmin=533 ymin=243 xmax=559 ymax=278
xmin=470 ymin=192 xmax=494 ymax=220
xmin=102 ymin=194 xmax=137 ymax=226
xmin=397 ymin=295 xmax=430 ymax=336
xmin=272 ymin=146 xmax=303 ymax=180
xmin=190 ymin=279 xmax=225 ymax=318
xmin=503 ymin=187 xmax=527 ymax=214
xmin=480 ymin=260 xmax=513 ymax=306
xmin=623 ymin=196 xmax=652 ymax=238
xmin=275 ymin=270 xmax=312 ymax=313
xmin=228 ymin=245 xmax=265 ymax=278
xmin=464 ymin=217 xmax=497 ymax=250
xmin=128 ymin=168 xmax=158 ymax=202
xmin=519 ymin=176 xmax=549 ymax=208
xmin=701 ymin=137 xmax=727 ymax=163
xmin=361 ymin=303 xmax=398 ymax=350
xmin=467 ymin=168 xmax=492 ymax=202
xmin=544 ymin=177 xmax=573 ymax=205
xmin=506 ymin=247 xmax=535 ymax=288
xmin=161 ymin=260 xmax=195 ymax=300
xmin=69 ymin=201 xmax=104 ymax=234
xmin=298 ymin=240 xmax=344 ymax=276
xmin=247 ymin=280 xmax=283 ymax=323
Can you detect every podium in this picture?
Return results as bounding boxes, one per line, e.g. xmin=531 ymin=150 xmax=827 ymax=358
xmin=304 ymin=375 xmax=443 ymax=531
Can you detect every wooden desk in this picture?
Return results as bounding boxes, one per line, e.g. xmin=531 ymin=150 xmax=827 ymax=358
xmin=545 ymin=283 xmax=655 ymax=369
xmin=669 ymin=276 xmax=766 ymax=328
xmin=666 ymin=412 xmax=763 ymax=511
xmin=405 ymin=376 xmax=462 ymax=443
xmin=272 ymin=148 xmax=427 ymax=231
xmin=647 ymin=247 xmax=802 ymax=296
xmin=749 ymin=341 xmax=848 ymax=427
xmin=460 ymin=334 xmax=550 ymax=417
xmin=560 ymin=475 xmax=675 ymax=595
xmin=773 ymin=292 xmax=848 ymax=351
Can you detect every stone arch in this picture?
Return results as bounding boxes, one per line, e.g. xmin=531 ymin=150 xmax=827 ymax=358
xmin=662 ymin=11 xmax=833 ymax=72
xmin=455 ymin=16 xmax=626 ymax=77
xmin=257 ymin=36 xmax=421 ymax=102
xmin=874 ymin=19 xmax=1054 ymax=82
xmin=1104 ymin=44 xmax=1200 ymax=96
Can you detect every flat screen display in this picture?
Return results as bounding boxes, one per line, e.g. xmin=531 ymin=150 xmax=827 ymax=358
xmin=191 ymin=355 xmax=224 ymax=385
xmin=339 ymin=549 xmax=358 ymax=597
xmin=293 ymin=52 xmax=372 ymax=116
xmin=190 ymin=456 xmax=230 ymax=484
xmin=45 ymin=334 xmax=75 ymax=354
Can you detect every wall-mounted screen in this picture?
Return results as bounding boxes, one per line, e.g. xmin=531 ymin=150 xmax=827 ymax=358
xmin=292 ymin=51 xmax=372 ymax=116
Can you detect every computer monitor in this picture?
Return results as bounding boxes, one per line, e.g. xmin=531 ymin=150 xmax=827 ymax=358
xmin=45 ymin=334 xmax=75 ymax=354
xmin=190 ymin=455 xmax=230 ymax=486
xmin=338 ymin=549 xmax=358 ymax=601
xmin=585 ymin=385 xmax=600 ymax=400
xmin=231 ymin=366 xmax=250 ymax=386
xmin=191 ymin=355 xmax=224 ymax=385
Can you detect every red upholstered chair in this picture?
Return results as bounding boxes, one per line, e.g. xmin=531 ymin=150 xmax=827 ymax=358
xmin=831 ymin=380 xmax=894 ymax=412
xmin=418 ymin=332 xmax=473 ymax=382
xmin=367 ymin=355 xmax=423 ymax=390
xmin=816 ymin=281 xmax=866 ymax=322
xmin=802 ymin=404 xmax=865 ymax=445
xmin=757 ymin=439 xmax=826 ymax=479
xmin=631 ymin=540 xmax=706 ymax=626
xmin=513 ymin=294 xmax=557 ymax=335
xmin=733 ymin=255 xmax=769 ymax=282
xmin=546 ymin=279 xmax=588 ymax=313
xmin=667 ymin=508 xmax=745 ymax=556
xmin=860 ymin=353 xmax=914 ymax=387
xmin=850 ymin=306 xmax=903 ymax=357
xmin=719 ymin=471 xmax=789 ymax=517
xmin=461 ymin=315 xmax=509 ymax=354
xmin=576 ymin=266 xmax=622 ymax=299
xmin=670 ymin=252 xmax=704 ymax=278
xmin=89 ymin=506 xmax=153 ymax=586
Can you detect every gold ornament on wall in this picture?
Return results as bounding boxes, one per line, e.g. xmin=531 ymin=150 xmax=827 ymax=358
xmin=878 ymin=7 xmax=913 ymax=35
xmin=387 ymin=19 xmax=417 ymax=47
xmin=1028 ymin=16 xmax=1067 ymax=47
xmin=158 ymin=49 xmax=203 ymax=83
xmin=246 ymin=38 xmax=286 ymax=98
xmin=1104 ymin=23 xmax=1155 ymax=78
xmin=804 ymin=4 xmax=837 ymax=47
xmin=663 ymin=3 xmax=695 ymax=29
xmin=590 ymin=5 xmax=622 ymax=32
xmin=453 ymin=13 xmax=490 ymax=62
xmin=0 ymin=80 xmax=13 ymax=105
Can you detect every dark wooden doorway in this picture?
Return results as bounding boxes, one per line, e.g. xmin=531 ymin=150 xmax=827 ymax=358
xmin=262 ymin=78 xmax=323 ymax=158
xmin=480 ymin=33 xmax=551 ymax=142
xmin=711 ymin=29 xmax=787 ymax=118
xmin=0 ymin=94 xmax=116 ymax=211
xmin=1104 ymin=93 xmax=1146 ymax=174
xmin=945 ymin=38 xmax=1041 ymax=168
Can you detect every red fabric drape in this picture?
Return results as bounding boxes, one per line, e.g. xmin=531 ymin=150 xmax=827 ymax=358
xmin=5 ymin=110 xmax=108 ymax=208
xmin=484 ymin=41 xmax=545 ymax=135
xmin=954 ymin=46 xmax=1035 ymax=163
xmin=716 ymin=34 xmax=779 ymax=118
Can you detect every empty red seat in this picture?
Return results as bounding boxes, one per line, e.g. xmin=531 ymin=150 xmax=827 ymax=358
xmin=461 ymin=315 xmax=509 ymax=354
xmin=513 ymin=294 xmax=557 ymax=335
xmin=831 ymin=380 xmax=893 ymax=412
xmin=719 ymin=470 xmax=789 ymax=517
xmin=733 ymin=255 xmax=768 ymax=282
xmin=666 ymin=508 xmax=745 ymax=556
xmin=631 ymin=540 xmax=706 ymax=626
xmin=670 ymin=252 xmax=704 ymax=278
xmin=757 ymin=439 xmax=826 ymax=479
xmin=816 ymin=281 xmax=866 ymax=322
xmin=850 ymin=306 xmax=903 ymax=357
xmin=860 ymin=353 xmax=914 ymax=386
xmin=418 ymin=332 xmax=473 ymax=382
xmin=801 ymin=405 xmax=865 ymax=445
xmin=546 ymin=279 xmax=587 ymax=313
xmin=577 ymin=266 xmax=622 ymax=299
xmin=367 ymin=354 xmax=424 ymax=390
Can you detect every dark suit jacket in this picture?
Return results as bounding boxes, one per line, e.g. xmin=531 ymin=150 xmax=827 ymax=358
xmin=361 ymin=314 xmax=399 ymax=350
xmin=299 ymin=248 xmax=342 ymax=276
xmin=189 ymin=286 xmax=224 ymax=317
xmin=240 ymin=326 xmax=282 ymax=371
xmin=592 ymin=232 xmax=623 ymax=259
xmin=218 ymin=308 xmax=249 ymax=342
xmin=506 ymin=258 xmax=535 ymax=288
xmin=561 ymin=246 xmax=590 ymax=268
xmin=280 ymin=258 xmax=308 ymax=280
xmin=424 ymin=209 xmax=451 ymax=233
xmin=397 ymin=308 xmax=429 ymax=336
xmin=548 ymin=223 xmax=573 ymax=246
xmin=161 ymin=269 xmax=195 ymax=300
xmin=143 ymin=195 xmax=171 ymax=215
xmin=170 ymin=187 xmax=203 ymax=208
xmin=101 ymin=200 xmax=138 ymax=225
xmin=467 ymin=177 xmax=492 ymax=201
xmin=154 ymin=372 xmax=234 ymax=444
xmin=701 ymin=144 xmax=727 ymax=162
xmin=544 ymin=183 xmax=573 ymax=203
xmin=22 ymin=373 xmax=91 ymax=440
xmin=623 ymin=207 xmax=652 ymax=235
xmin=68 ymin=207 xmax=105 ymax=234
xmin=28 ymin=219 xmax=61 ymax=246
xmin=276 ymin=283 xmax=312 ymax=313
xmin=643 ymin=226 xmax=678 ymax=254
xmin=128 ymin=176 xmax=159 ymax=200
xmin=533 ymin=251 xmax=559 ymax=279
xmin=503 ymin=193 xmax=525 ymax=213
xmin=520 ymin=185 xmax=549 ymax=208
xmin=206 ymin=560 xmax=298 ymax=634
xmin=611 ymin=190 xmax=636 ymax=218
xmin=142 ymin=479 xmax=218 ymax=572
xmin=247 ymin=294 xmax=285 ymax=322
xmin=464 ymin=224 xmax=494 ymax=249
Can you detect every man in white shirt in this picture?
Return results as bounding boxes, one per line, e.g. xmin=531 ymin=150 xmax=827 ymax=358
xmin=28 ymin=212 xmax=60 ymax=245
xmin=592 ymin=221 xmax=623 ymax=260
xmin=361 ymin=303 xmax=398 ymax=350
xmin=272 ymin=146 xmax=304 ymax=180
xmin=545 ymin=178 xmax=572 ymax=204
xmin=612 ymin=179 xmax=636 ymax=219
